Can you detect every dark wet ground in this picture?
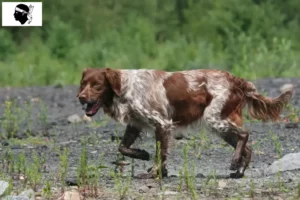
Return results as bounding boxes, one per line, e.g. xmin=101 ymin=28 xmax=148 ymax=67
xmin=0 ymin=77 xmax=300 ymax=199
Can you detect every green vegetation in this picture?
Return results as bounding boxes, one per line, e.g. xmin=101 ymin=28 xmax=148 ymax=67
xmin=1 ymin=0 xmax=300 ymax=87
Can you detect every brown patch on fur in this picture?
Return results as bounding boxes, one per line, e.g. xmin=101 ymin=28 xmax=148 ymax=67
xmin=163 ymin=73 xmax=212 ymax=126
xmin=105 ymin=68 xmax=122 ymax=96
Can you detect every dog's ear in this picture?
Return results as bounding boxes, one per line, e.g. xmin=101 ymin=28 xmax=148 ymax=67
xmin=82 ymin=67 xmax=92 ymax=75
xmin=105 ymin=68 xmax=121 ymax=97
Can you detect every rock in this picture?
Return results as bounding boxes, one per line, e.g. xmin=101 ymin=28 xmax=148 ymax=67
xmin=265 ymin=152 xmax=300 ymax=175
xmin=59 ymin=191 xmax=83 ymax=200
xmin=19 ymin=189 xmax=35 ymax=200
xmin=196 ymin=173 xmax=205 ymax=178
xmin=158 ymin=190 xmax=178 ymax=195
xmin=280 ymin=83 xmax=294 ymax=93
xmin=138 ymin=185 xmax=149 ymax=193
xmin=218 ymin=180 xmax=227 ymax=189
xmin=3 ymin=196 xmax=30 ymax=200
xmin=65 ymin=177 xmax=78 ymax=186
xmin=2 ymin=141 xmax=9 ymax=146
xmin=285 ymin=122 xmax=299 ymax=129
xmin=67 ymin=114 xmax=82 ymax=124
xmin=0 ymin=181 xmax=9 ymax=196
xmin=54 ymin=84 xmax=63 ymax=89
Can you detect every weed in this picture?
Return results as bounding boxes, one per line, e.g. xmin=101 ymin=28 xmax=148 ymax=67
xmin=199 ymin=129 xmax=210 ymax=149
xmin=16 ymin=150 xmax=26 ymax=175
xmin=203 ymin=170 xmax=218 ymax=197
xmin=268 ymin=130 xmax=282 ymax=158
xmin=249 ymin=179 xmax=255 ymax=199
xmin=42 ymin=179 xmax=52 ymax=199
xmin=77 ymin=144 xmax=88 ymax=187
xmin=58 ymin=147 xmax=70 ymax=192
xmin=177 ymin=169 xmax=183 ymax=192
xmin=110 ymin=169 xmax=131 ymax=200
xmin=26 ymin=150 xmax=43 ymax=191
xmin=38 ymin=101 xmax=49 ymax=133
xmin=182 ymin=144 xmax=198 ymax=199
xmin=22 ymin=100 xmax=33 ymax=136
xmin=1 ymin=100 xmax=21 ymax=139
xmin=85 ymin=153 xmax=107 ymax=197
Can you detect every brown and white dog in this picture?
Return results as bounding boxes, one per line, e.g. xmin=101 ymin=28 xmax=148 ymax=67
xmin=77 ymin=67 xmax=293 ymax=178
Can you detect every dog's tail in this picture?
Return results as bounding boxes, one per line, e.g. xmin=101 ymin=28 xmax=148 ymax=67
xmin=233 ymin=77 xmax=294 ymax=122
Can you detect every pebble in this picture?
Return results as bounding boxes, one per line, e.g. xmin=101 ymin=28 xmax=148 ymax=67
xmin=138 ymin=185 xmax=149 ymax=193
xmin=19 ymin=189 xmax=35 ymax=200
xmin=0 ymin=181 xmax=9 ymax=196
xmin=59 ymin=191 xmax=83 ymax=200
xmin=67 ymin=114 xmax=82 ymax=123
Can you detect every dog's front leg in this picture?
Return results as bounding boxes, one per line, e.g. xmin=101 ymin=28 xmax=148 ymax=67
xmin=118 ymin=124 xmax=150 ymax=161
xmin=138 ymin=126 xmax=170 ymax=179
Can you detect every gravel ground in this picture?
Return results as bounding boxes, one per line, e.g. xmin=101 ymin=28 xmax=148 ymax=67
xmin=0 ymin=77 xmax=299 ymax=200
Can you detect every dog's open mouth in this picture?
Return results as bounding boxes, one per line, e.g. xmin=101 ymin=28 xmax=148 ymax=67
xmin=83 ymin=99 xmax=101 ymax=116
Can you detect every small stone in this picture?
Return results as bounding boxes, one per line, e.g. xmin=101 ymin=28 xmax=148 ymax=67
xmin=2 ymin=141 xmax=9 ymax=146
xmin=54 ymin=84 xmax=63 ymax=89
xmin=158 ymin=190 xmax=178 ymax=195
xmin=59 ymin=191 xmax=83 ymax=200
xmin=65 ymin=177 xmax=78 ymax=186
xmin=90 ymin=151 xmax=97 ymax=154
xmin=3 ymin=196 xmax=30 ymax=200
xmin=218 ymin=180 xmax=227 ymax=189
xmin=196 ymin=173 xmax=205 ymax=178
xmin=19 ymin=189 xmax=35 ymax=200
xmin=11 ymin=145 xmax=22 ymax=149
xmin=285 ymin=122 xmax=298 ymax=129
xmin=67 ymin=114 xmax=82 ymax=124
xmin=138 ymin=185 xmax=149 ymax=193
xmin=0 ymin=181 xmax=9 ymax=196
xmin=280 ymin=83 xmax=294 ymax=93
xmin=30 ymin=98 xmax=40 ymax=102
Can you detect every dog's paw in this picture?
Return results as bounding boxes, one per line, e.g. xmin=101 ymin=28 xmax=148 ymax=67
xmin=230 ymin=158 xmax=242 ymax=171
xmin=136 ymin=149 xmax=150 ymax=161
xmin=229 ymin=171 xmax=244 ymax=179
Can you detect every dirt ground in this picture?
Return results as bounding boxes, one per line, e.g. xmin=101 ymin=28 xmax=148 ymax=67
xmin=0 ymin=77 xmax=300 ymax=200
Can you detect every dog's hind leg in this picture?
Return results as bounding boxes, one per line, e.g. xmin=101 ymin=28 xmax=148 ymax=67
xmin=203 ymin=97 xmax=250 ymax=178
xmin=118 ymin=124 xmax=150 ymax=161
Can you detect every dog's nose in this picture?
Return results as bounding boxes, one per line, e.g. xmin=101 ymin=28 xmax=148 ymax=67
xmin=78 ymin=93 xmax=87 ymax=102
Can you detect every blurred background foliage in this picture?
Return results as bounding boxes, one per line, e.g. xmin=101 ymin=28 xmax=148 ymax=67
xmin=0 ymin=0 xmax=300 ymax=86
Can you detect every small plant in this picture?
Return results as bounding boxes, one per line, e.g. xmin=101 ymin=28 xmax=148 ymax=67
xmin=199 ymin=129 xmax=210 ymax=149
xmin=1 ymin=100 xmax=21 ymax=139
xmin=110 ymin=169 xmax=131 ymax=200
xmin=268 ymin=130 xmax=282 ymax=158
xmin=58 ymin=147 xmax=70 ymax=192
xmin=26 ymin=151 xmax=43 ymax=191
xmin=42 ymin=179 xmax=52 ymax=199
xmin=38 ymin=101 xmax=49 ymax=133
xmin=77 ymin=143 xmax=88 ymax=187
xmin=182 ymin=144 xmax=198 ymax=199
xmin=16 ymin=150 xmax=26 ymax=175
xmin=249 ymin=179 xmax=255 ymax=198
xmin=22 ymin=100 xmax=33 ymax=136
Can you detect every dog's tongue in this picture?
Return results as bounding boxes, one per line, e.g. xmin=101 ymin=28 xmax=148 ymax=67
xmin=85 ymin=103 xmax=100 ymax=115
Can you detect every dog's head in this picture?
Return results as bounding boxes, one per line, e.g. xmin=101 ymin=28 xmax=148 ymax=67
xmin=77 ymin=67 xmax=121 ymax=117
